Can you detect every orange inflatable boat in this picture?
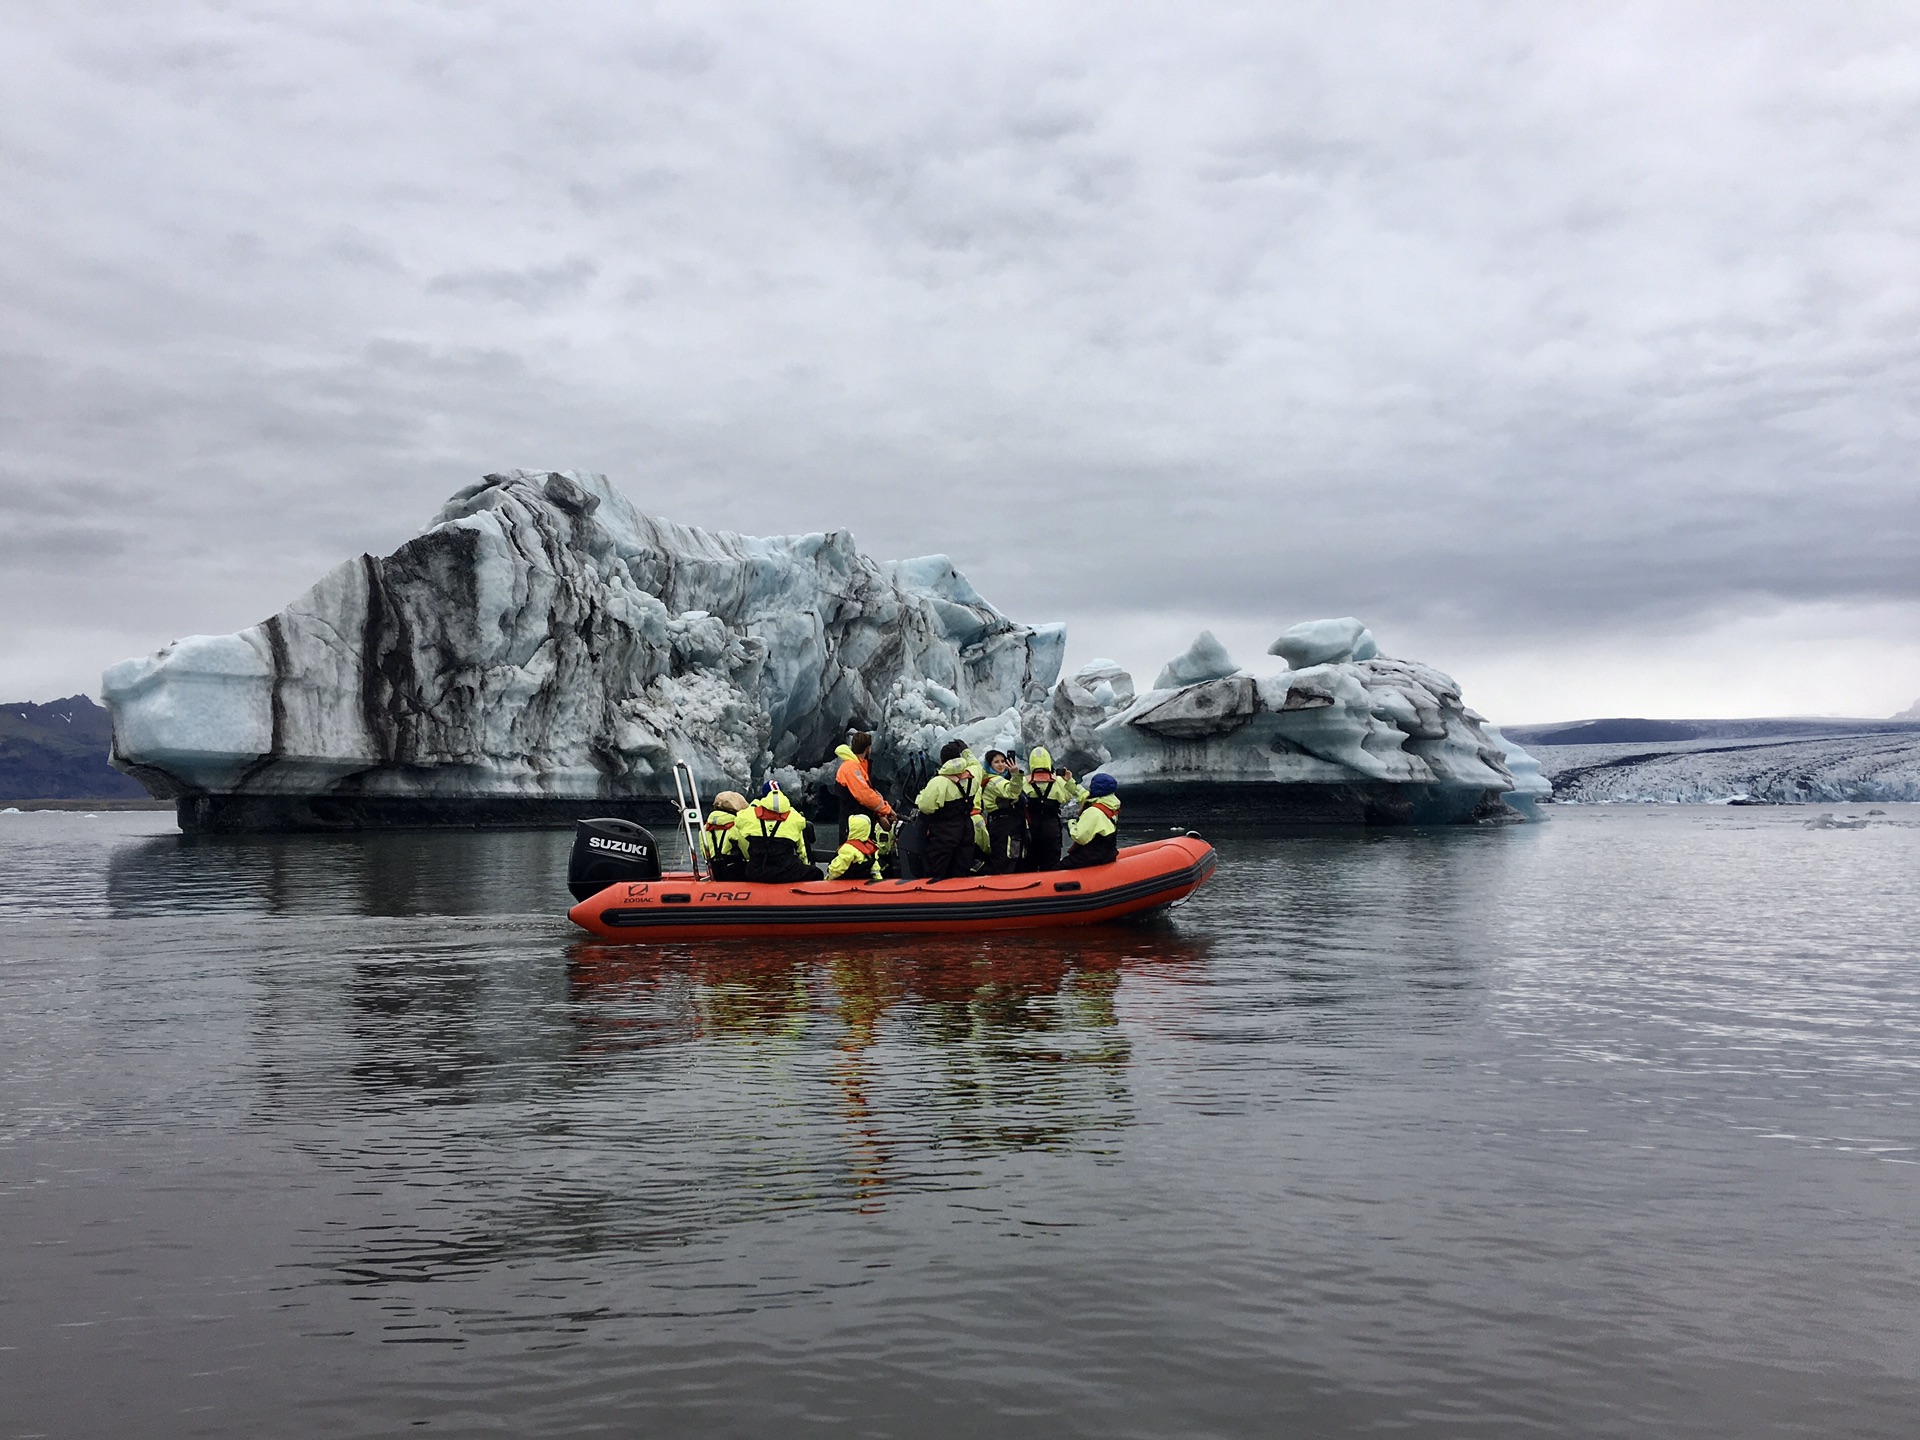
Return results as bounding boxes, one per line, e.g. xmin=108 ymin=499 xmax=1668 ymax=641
xmin=567 ymin=830 xmax=1217 ymax=942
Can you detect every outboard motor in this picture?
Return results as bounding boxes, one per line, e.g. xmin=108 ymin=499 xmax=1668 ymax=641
xmin=568 ymin=818 xmax=662 ymax=902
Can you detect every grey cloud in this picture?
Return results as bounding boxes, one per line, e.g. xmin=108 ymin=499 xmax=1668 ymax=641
xmin=426 ymin=257 xmax=599 ymax=309
xmin=620 ymin=29 xmax=720 ymax=76
xmin=2 ymin=1 xmax=1917 ymax=709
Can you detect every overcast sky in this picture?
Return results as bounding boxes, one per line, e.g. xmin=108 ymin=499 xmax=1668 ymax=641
xmin=4 ymin=1 xmax=1918 ymax=722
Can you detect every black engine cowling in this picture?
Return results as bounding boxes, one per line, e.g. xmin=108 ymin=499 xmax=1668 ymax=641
xmin=568 ymin=818 xmax=663 ymax=902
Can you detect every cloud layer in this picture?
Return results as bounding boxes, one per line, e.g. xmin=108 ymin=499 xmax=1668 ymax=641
xmin=4 ymin=1 xmax=1918 ymax=719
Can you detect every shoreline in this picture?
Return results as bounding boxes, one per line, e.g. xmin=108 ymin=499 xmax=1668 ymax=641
xmin=0 ymin=798 xmax=175 ymax=811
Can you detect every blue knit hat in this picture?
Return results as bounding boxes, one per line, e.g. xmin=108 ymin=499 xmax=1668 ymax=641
xmin=1087 ymin=772 xmax=1118 ymax=797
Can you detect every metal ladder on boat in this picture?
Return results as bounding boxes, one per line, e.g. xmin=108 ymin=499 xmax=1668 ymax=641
xmin=671 ymin=760 xmax=706 ymax=880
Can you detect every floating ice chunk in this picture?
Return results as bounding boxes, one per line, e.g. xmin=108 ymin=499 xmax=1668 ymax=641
xmin=1268 ymin=618 xmax=1377 ymax=668
xmin=1153 ymin=630 xmax=1239 ymax=691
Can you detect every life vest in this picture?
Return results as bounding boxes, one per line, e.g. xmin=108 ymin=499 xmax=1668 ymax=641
xmin=829 ymin=834 xmax=880 ymax=880
xmin=1064 ymin=797 xmax=1120 ymax=868
xmin=982 ymin=772 xmax=1023 ymax=814
xmin=741 ymin=804 xmax=801 ymax=853
xmin=743 ymin=807 xmax=809 ymax=882
xmin=1026 ymin=770 xmax=1065 ymax=817
xmin=928 ymin=770 xmax=974 ymax=826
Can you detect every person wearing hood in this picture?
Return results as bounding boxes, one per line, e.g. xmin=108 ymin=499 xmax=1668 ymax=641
xmin=1061 ymin=773 xmax=1122 ymax=869
xmin=914 ymin=739 xmax=979 ymax=881
xmin=1021 ymin=747 xmax=1084 ymax=871
xmin=826 ymin=813 xmax=883 ymax=881
xmin=731 ymin=782 xmax=822 ymax=882
xmin=702 ymin=790 xmax=750 ymax=880
xmin=963 ymin=746 xmax=988 ymax=794
xmin=980 ymin=750 xmax=1026 ymax=873
xmin=832 ymin=731 xmax=893 ymax=836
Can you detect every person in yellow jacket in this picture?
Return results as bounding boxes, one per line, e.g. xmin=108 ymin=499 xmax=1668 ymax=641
xmin=1061 ymin=772 xmax=1121 ymax=869
xmin=914 ymin=739 xmax=978 ymax=880
xmin=729 ymin=783 xmax=821 ymax=882
xmin=980 ymin=750 xmax=1025 ymax=873
xmin=826 ymin=814 xmax=883 ymax=881
xmin=702 ymin=790 xmax=749 ymax=880
xmin=1021 ymin=747 xmax=1084 ymax=871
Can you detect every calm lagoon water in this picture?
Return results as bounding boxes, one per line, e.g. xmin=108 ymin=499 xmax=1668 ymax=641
xmin=2 ymin=805 xmax=1917 ymax=1438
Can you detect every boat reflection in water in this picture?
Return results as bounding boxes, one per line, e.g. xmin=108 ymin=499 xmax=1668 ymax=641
xmin=97 ymin=824 xmax=1216 ymax=1235
xmin=568 ymin=927 xmax=1214 ymax=1211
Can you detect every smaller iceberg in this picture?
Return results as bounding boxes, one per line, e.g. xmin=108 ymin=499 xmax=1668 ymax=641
xmin=1046 ymin=620 xmax=1543 ymax=824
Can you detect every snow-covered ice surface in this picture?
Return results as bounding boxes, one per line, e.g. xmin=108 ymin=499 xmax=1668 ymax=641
xmin=102 ymin=470 xmax=1539 ymax=827
xmin=1539 ymin=731 xmax=1920 ymax=804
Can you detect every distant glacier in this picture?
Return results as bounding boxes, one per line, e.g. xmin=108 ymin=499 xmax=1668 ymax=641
xmin=1507 ymin=718 xmax=1920 ymax=804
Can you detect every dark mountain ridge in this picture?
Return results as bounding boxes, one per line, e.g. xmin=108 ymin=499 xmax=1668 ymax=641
xmin=1 ymin=695 xmax=148 ymax=800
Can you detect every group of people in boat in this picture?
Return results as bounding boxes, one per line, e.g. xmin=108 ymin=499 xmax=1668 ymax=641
xmin=699 ymin=731 xmax=1123 ymax=884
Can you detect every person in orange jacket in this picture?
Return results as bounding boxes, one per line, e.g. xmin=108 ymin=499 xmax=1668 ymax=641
xmin=832 ymin=731 xmax=895 ymax=839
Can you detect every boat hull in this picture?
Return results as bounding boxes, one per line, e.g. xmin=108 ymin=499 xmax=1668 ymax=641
xmin=567 ymin=835 xmax=1217 ymax=941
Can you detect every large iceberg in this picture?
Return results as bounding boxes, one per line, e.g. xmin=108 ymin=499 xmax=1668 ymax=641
xmin=104 ymin=471 xmax=1063 ymax=830
xmin=103 ymin=470 xmax=1541 ymax=831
